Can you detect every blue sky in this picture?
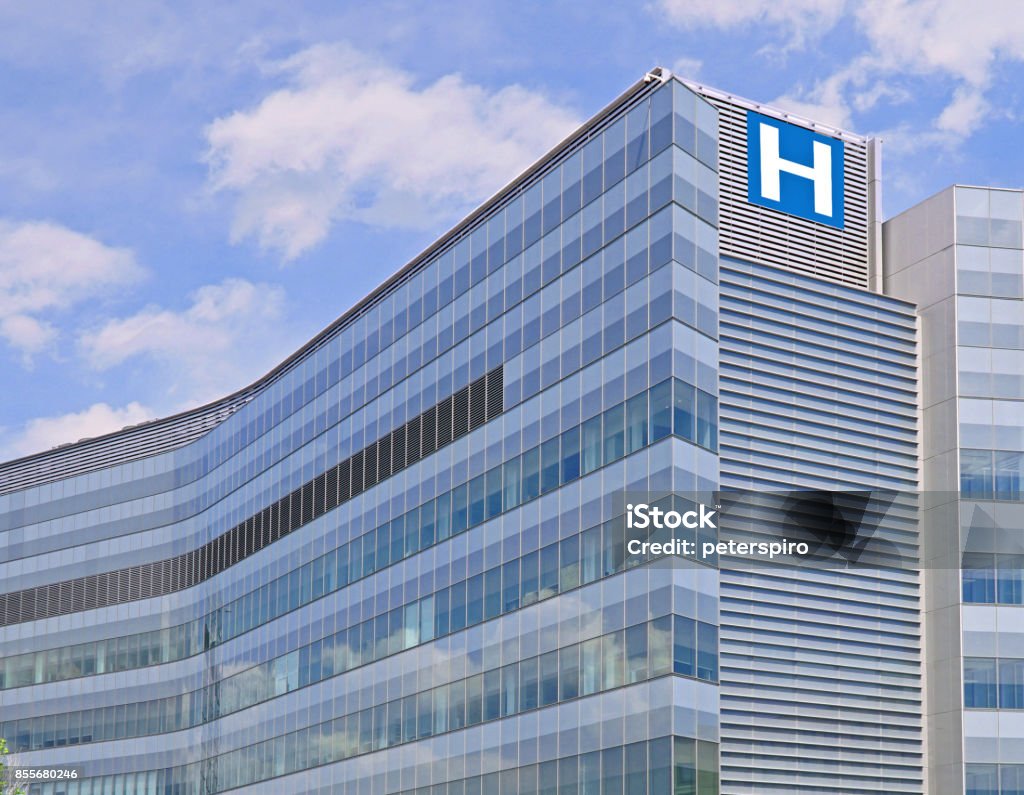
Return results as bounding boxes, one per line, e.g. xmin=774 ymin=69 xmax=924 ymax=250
xmin=1 ymin=0 xmax=1022 ymax=460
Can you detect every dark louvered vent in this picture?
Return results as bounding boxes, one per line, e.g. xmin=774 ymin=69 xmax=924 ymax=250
xmin=469 ymin=379 xmax=486 ymax=428
xmin=436 ymin=396 xmax=454 ymax=447
xmin=337 ymin=460 xmax=351 ymax=503
xmin=420 ymin=407 xmax=437 ymax=458
xmin=350 ymin=450 xmax=364 ymax=496
xmin=406 ymin=416 xmax=422 ymax=465
xmin=0 ymin=365 xmax=503 ymax=627
xmin=376 ymin=436 xmax=392 ymax=481
xmin=486 ymin=367 xmax=503 ymax=418
xmin=452 ymin=386 xmax=470 ymax=437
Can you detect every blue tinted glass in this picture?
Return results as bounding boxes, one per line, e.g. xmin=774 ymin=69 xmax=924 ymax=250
xmin=673 ymin=615 xmax=695 ymax=676
xmin=965 ymin=658 xmax=997 ymax=708
xmin=963 ymin=553 xmax=996 ymax=603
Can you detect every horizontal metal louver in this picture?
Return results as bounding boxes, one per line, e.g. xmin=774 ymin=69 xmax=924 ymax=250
xmin=0 ymin=393 xmax=250 ymax=495
xmin=694 ymin=89 xmax=871 ymax=288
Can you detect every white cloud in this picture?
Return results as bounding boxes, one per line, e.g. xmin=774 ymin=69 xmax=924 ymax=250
xmin=0 ymin=220 xmax=144 ymax=360
xmin=0 ymin=314 xmax=56 ymax=354
xmin=854 ymin=0 xmax=1024 ymax=86
xmin=936 ymin=87 xmax=990 ymax=136
xmin=659 ymin=0 xmax=1024 ymax=142
xmin=203 ymin=43 xmax=581 ymax=260
xmin=0 ymin=401 xmax=154 ymax=461
xmin=656 ymin=0 xmax=847 ymax=44
xmin=852 ymin=0 xmax=1024 ymax=138
xmin=672 ymin=56 xmax=703 ymax=80
xmin=771 ymin=85 xmax=854 ymax=130
xmin=78 ymin=277 xmax=292 ymax=406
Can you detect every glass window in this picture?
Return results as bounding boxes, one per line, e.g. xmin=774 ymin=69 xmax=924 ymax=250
xmin=603 ymin=518 xmax=626 ymax=576
xmin=603 ymin=403 xmax=625 ymax=463
xmin=674 ymin=615 xmax=696 ymax=676
xmin=561 ymin=426 xmax=581 ymax=483
xmin=602 ymin=746 xmax=624 ymax=794
xmin=448 ymin=679 xmax=466 ymax=730
xmin=673 ymin=380 xmax=696 ymax=442
xmin=436 ymin=492 xmax=452 ymax=541
xmin=1001 ymin=659 xmax=1024 ymax=709
xmin=540 ymin=651 xmax=560 ymax=706
xmin=420 ymin=501 xmax=437 ymax=548
xmin=522 ymin=446 xmax=541 ymax=503
xmin=996 ymin=451 xmax=1024 ymax=501
xmin=626 ymin=166 xmax=649 ymax=231
xmin=560 ymin=534 xmax=581 ymax=592
xmin=673 ymin=736 xmax=697 ymax=795
xmin=582 ymin=525 xmax=602 ymax=585
xmin=581 ymin=414 xmax=603 ymax=474
xmin=466 ymin=673 xmax=483 ymax=725
xmin=502 ymin=559 xmax=520 ymax=613
xmin=966 ymin=764 xmax=998 ymax=795
xmin=452 ymin=483 xmax=469 ymax=534
xmin=991 ymin=248 xmax=1024 ymax=298
xmin=582 ymin=136 xmax=603 ymax=206
xmin=521 ymin=550 xmax=540 ymax=606
xmin=524 ymin=183 xmax=542 ymax=249
xmin=602 ymin=181 xmax=626 ymax=246
xmin=581 ymin=751 xmax=602 ymax=795
xmin=990 ymin=189 xmax=1023 ymax=247
xmin=501 ymin=458 xmax=521 ymax=513
xmin=449 ymin=581 xmax=467 ymax=633
xmin=626 ymin=101 xmax=649 ymax=172
xmin=603 ymin=630 xmax=625 ymax=689
xmin=697 ymin=622 xmax=718 ymax=682
xmin=560 ymin=644 xmax=580 ymax=701
xmin=583 ymin=200 xmax=604 ymax=261
xmin=697 ymin=739 xmax=720 ymax=795
xmin=581 ymin=637 xmax=602 ymax=696
xmin=965 ymin=657 xmax=998 ymax=708
xmin=484 ymin=567 xmax=502 ymax=620
xmin=625 ymin=392 xmax=648 ymax=455
xmin=520 ymin=657 xmax=539 ymax=711
xmin=647 ymin=616 xmax=673 ymax=679
xmin=650 ymin=380 xmax=672 ymax=441
xmin=696 ymin=389 xmax=717 ymax=451
xmin=540 ymin=543 xmax=560 ymax=599
xmin=604 ymin=236 xmax=626 ymax=300
xmin=958 ymin=245 xmax=991 ymax=295
xmin=466 ymin=573 xmax=484 ymax=626
xmin=468 ymin=475 xmax=486 ymax=527
xmin=541 ymin=437 xmax=561 ymax=494
xmin=962 ymin=450 xmax=995 ymax=499
xmin=562 ymin=150 xmax=583 ymax=218
xmin=483 ymin=669 xmax=501 ymax=721
xmin=998 ymin=554 xmax=1024 ymax=604
xmin=501 ymin=663 xmax=518 ymax=717
xmin=539 ymin=760 xmax=558 ymax=795
xmin=625 ymin=623 xmax=648 ymax=683
xmin=964 ymin=552 xmax=996 ymax=603
xmin=1001 ymin=765 xmax=1024 ymax=795
xmin=604 ymin=117 xmax=626 ymax=188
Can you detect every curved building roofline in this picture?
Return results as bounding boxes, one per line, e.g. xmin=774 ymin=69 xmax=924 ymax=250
xmin=0 ymin=67 xmax=677 ymax=494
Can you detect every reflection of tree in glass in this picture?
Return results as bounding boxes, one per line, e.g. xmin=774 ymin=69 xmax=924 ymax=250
xmin=0 ymin=737 xmax=26 ymax=795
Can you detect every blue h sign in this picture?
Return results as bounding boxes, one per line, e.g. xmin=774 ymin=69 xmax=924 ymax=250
xmin=746 ymin=110 xmax=844 ymax=229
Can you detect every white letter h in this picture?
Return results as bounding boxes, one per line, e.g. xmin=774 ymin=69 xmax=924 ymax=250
xmin=759 ymin=122 xmax=833 ymax=217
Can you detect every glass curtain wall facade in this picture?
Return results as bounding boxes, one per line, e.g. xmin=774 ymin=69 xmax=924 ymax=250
xmin=885 ymin=186 xmax=1024 ymax=795
xmin=0 ymin=75 xmax=723 ymax=794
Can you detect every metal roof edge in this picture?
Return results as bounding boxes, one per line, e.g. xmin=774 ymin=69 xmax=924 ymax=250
xmin=677 ymin=77 xmax=869 ymax=144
